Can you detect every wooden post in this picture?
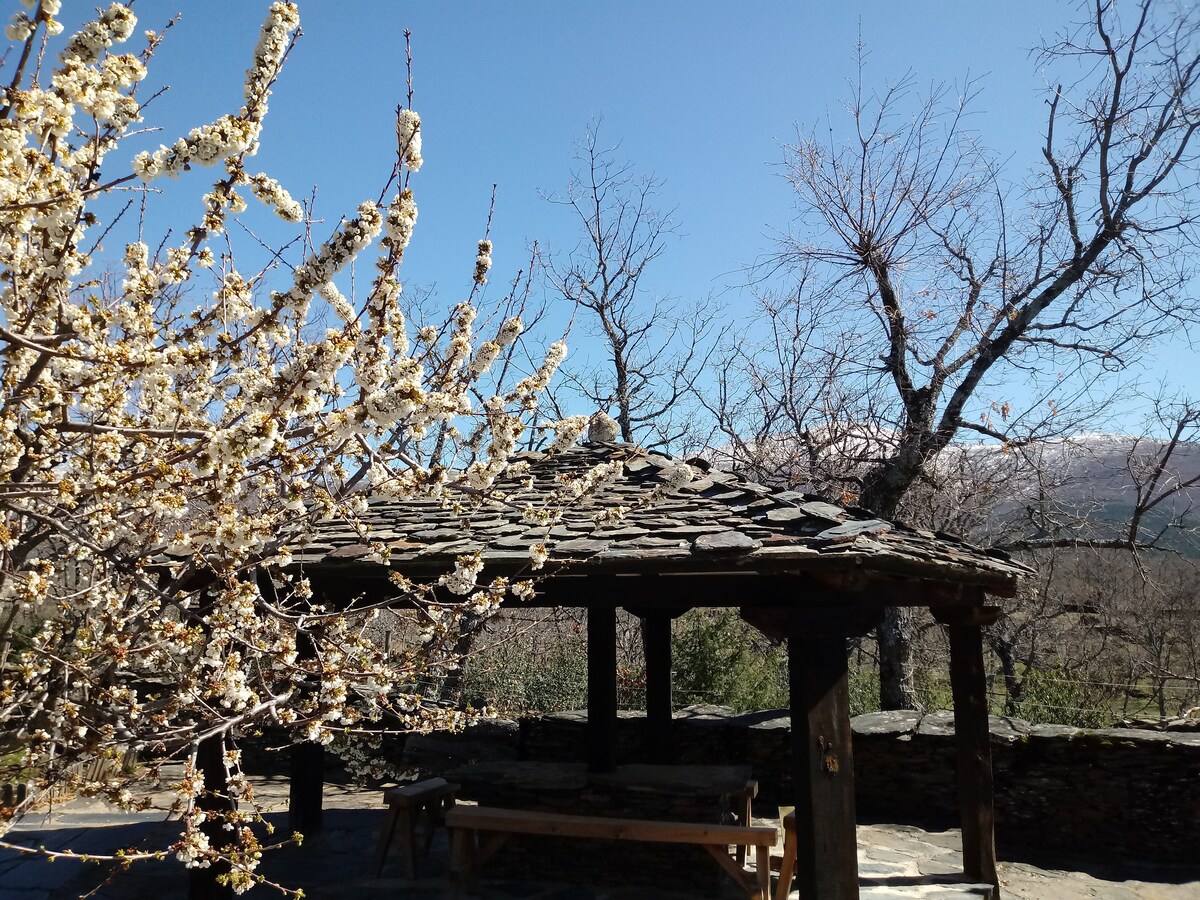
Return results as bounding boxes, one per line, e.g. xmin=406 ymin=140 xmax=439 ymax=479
xmin=289 ymin=740 xmax=325 ymax=834
xmin=289 ymin=616 xmax=325 ymax=834
xmin=643 ymin=611 xmax=674 ymax=764
xmin=188 ymin=734 xmax=234 ymax=900
xmin=788 ymin=621 xmax=859 ymax=900
xmin=946 ymin=614 xmax=1000 ymax=896
xmin=587 ymin=604 xmax=618 ymax=773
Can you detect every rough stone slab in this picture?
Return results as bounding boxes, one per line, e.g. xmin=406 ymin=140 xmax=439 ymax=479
xmin=917 ymin=711 xmax=957 ymax=737
xmin=816 ymin=519 xmax=895 ymax=540
xmin=691 ymin=530 xmax=762 ymax=553
xmin=764 ymin=507 xmax=812 ymax=523
xmin=853 ymin=711 xmax=921 ymax=736
xmin=326 ymin=543 xmax=372 ymax=559
xmin=798 ymin=500 xmax=848 ymax=520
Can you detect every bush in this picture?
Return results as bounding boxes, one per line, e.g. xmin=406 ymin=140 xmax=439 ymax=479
xmin=1004 ymin=666 xmax=1120 ymax=728
xmin=460 ymin=637 xmax=588 ymax=714
xmin=671 ymin=610 xmax=789 ymax=712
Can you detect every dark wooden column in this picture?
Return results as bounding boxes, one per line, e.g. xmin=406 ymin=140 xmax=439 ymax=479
xmin=288 ymin=611 xmax=325 ymax=834
xmin=188 ymin=733 xmax=234 ymax=900
xmin=939 ymin=604 xmax=1002 ymax=897
xmin=788 ymin=616 xmax=860 ymax=900
xmin=289 ymin=741 xmax=325 ymax=834
xmin=635 ymin=607 xmax=683 ymax=764
xmin=587 ymin=604 xmax=618 ymax=773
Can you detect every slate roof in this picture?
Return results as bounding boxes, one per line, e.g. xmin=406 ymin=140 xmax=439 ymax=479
xmin=296 ymin=442 xmax=1031 ymax=593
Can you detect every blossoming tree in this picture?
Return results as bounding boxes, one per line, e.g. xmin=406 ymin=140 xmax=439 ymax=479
xmin=0 ymin=1 xmax=571 ymax=891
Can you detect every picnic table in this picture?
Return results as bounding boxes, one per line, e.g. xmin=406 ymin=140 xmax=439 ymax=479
xmin=444 ymin=761 xmax=762 ymax=892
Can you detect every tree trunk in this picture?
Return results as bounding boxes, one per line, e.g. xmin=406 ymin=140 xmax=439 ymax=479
xmin=861 ymin=457 xmax=926 ymax=712
xmin=994 ymin=642 xmax=1023 ymax=717
xmin=878 ymin=606 xmax=919 ymax=710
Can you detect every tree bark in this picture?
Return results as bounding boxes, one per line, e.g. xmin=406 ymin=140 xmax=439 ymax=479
xmin=877 ymin=606 xmax=920 ymax=710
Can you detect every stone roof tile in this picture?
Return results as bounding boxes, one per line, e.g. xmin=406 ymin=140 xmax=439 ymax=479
xmin=302 ymin=441 xmax=1033 ymax=590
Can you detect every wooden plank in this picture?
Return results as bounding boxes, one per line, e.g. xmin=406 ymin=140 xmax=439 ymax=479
xmin=643 ymin=611 xmax=674 ymax=764
xmin=587 ymin=603 xmax=618 ymax=773
xmin=948 ymin=621 xmax=1001 ymax=897
xmin=382 ymin=776 xmax=457 ymax=805
xmin=444 ymin=806 xmax=776 ymax=846
xmin=789 ymin=623 xmax=859 ymax=900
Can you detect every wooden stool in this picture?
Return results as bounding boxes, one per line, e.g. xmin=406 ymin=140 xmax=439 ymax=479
xmin=374 ymin=777 xmax=459 ymax=878
xmin=723 ymin=778 xmax=759 ymax=866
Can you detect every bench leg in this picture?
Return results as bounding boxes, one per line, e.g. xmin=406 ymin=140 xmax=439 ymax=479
xmin=448 ymin=826 xmax=474 ymax=899
xmin=735 ymin=792 xmax=753 ymax=866
xmin=425 ymin=794 xmax=456 ymax=855
xmin=374 ymin=804 xmax=402 ymax=877
xmin=396 ymin=806 xmax=419 ymax=879
xmin=755 ymin=843 xmax=771 ymax=900
xmin=775 ymin=822 xmax=797 ymax=900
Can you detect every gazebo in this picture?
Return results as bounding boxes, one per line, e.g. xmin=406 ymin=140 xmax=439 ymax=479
xmin=295 ymin=441 xmax=1031 ymax=900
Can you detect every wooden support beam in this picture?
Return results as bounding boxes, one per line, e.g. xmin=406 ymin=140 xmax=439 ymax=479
xmin=587 ymin=604 xmax=618 ymax=773
xmin=642 ymin=611 xmax=674 ymax=764
xmin=947 ymin=621 xmax=1001 ymax=896
xmin=188 ymin=734 xmax=234 ymax=900
xmin=935 ymin=605 xmax=1003 ymax=628
xmin=288 ymin=619 xmax=325 ymax=835
xmin=289 ymin=740 xmax=325 ymax=834
xmin=743 ymin=605 xmax=880 ymax=642
xmin=788 ymin=625 xmax=860 ymax=900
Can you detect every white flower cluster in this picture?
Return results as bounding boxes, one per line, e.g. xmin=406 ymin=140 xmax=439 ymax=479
xmin=244 ymin=2 xmax=300 ymax=116
xmin=6 ymin=0 xmax=61 ymax=41
xmin=61 ymin=3 xmax=136 ymax=65
xmin=661 ymin=463 xmax=697 ymax=489
xmin=384 ymin=189 xmax=418 ymax=254
xmin=510 ymin=340 xmax=568 ymax=409
xmin=473 ymin=239 xmax=492 ymax=285
xmin=396 ymin=108 xmax=423 ymax=172
xmin=528 ymin=542 xmax=549 ymax=570
xmin=131 ymin=2 xmax=298 ymax=182
xmin=549 ymin=415 xmax=589 ymax=451
xmin=272 ymin=202 xmax=383 ymax=319
xmin=439 ymin=552 xmax=484 ymax=595
xmin=132 ymin=115 xmax=258 ymax=181
xmin=0 ymin=4 xmax=584 ymax=889
xmin=248 ymin=172 xmax=303 ymax=222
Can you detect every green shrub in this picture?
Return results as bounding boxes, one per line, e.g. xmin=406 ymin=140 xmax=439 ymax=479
xmin=848 ymin=666 xmax=881 ymax=717
xmin=671 ymin=610 xmax=789 ymax=712
xmin=1004 ymin=666 xmax=1119 ymax=727
xmin=460 ymin=637 xmax=588 ymax=714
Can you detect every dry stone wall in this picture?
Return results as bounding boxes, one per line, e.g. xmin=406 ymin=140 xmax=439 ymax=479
xmin=512 ymin=707 xmax=1200 ymax=869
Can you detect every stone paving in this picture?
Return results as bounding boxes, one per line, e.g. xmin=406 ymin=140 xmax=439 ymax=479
xmin=1 ymin=775 xmax=1197 ymax=899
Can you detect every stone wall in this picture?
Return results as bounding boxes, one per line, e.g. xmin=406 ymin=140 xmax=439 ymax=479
xmin=513 ymin=707 xmax=1200 ymax=869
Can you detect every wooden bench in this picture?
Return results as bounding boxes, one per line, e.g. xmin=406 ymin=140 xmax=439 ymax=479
xmin=374 ymin=777 xmax=459 ymax=878
xmin=725 ymin=778 xmax=759 ymax=865
xmin=774 ymin=810 xmax=798 ymax=900
xmin=445 ymin=805 xmax=777 ymax=899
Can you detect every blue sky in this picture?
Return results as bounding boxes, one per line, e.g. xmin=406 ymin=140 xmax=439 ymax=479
xmin=124 ymin=1 xmax=1064 ymax=293
xmin=63 ymin=1 xmax=1199 ymax=431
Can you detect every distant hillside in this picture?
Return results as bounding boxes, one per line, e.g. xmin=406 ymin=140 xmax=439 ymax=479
xmin=954 ymin=433 xmax=1200 ymax=554
xmin=714 ymin=430 xmax=1200 ymax=554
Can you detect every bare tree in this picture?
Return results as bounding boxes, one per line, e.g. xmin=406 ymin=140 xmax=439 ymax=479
xmin=714 ymin=1 xmax=1200 ymax=709
xmin=545 ymin=124 xmax=716 ymax=449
